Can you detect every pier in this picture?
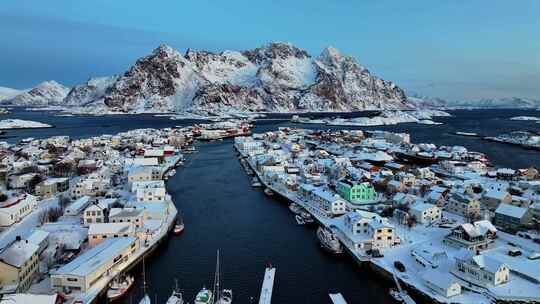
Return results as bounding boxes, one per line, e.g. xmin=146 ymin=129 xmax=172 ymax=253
xmin=258 ymin=266 xmax=276 ymax=304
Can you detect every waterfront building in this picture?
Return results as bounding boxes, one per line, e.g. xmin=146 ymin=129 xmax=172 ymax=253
xmin=493 ymin=203 xmax=532 ymax=232
xmin=0 ymin=238 xmax=40 ymax=292
xmin=88 ymin=222 xmax=136 ymax=246
xmin=408 ymin=201 xmax=441 ymax=224
xmin=0 ymin=194 xmax=37 ymax=227
xmin=136 ymin=187 xmax=166 ymax=202
xmin=127 ymin=166 xmax=162 ymax=186
xmin=452 ymin=250 xmax=509 ymax=287
xmin=421 ymin=269 xmax=461 ymax=298
xmin=336 ymin=211 xmax=399 ymax=253
xmin=336 ymin=180 xmax=377 ymax=205
xmin=51 ymin=237 xmax=138 ymax=293
xmin=298 ymin=184 xmax=347 ymax=217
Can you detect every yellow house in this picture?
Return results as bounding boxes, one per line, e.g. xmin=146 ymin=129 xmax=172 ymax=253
xmin=0 ymin=239 xmax=40 ymax=292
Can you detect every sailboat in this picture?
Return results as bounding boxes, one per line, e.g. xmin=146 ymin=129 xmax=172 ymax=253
xmin=139 ymin=257 xmax=151 ymax=304
xmin=165 ymin=279 xmax=184 ymax=304
xmin=215 ymin=250 xmax=233 ymax=304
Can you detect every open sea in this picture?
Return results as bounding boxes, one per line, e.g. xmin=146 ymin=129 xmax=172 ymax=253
xmin=1 ymin=108 xmax=539 ymax=303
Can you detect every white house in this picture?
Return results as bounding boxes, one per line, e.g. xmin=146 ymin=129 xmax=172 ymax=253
xmin=127 ymin=166 xmax=162 ymax=186
xmin=335 ymin=211 xmax=399 ymax=253
xmin=0 ymin=195 xmax=37 ymax=227
xmin=82 ymin=204 xmax=106 ymax=226
xmin=421 ymin=269 xmax=461 ymax=298
xmin=298 ymin=184 xmax=347 ymax=217
xmin=409 ymin=201 xmax=441 ymax=224
xmin=453 ymin=250 xmax=510 ymax=287
xmin=71 ymin=178 xmax=110 ymax=199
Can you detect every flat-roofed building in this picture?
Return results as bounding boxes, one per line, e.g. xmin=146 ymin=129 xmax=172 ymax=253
xmin=51 ymin=237 xmax=138 ymax=293
xmin=88 ymin=222 xmax=136 ymax=246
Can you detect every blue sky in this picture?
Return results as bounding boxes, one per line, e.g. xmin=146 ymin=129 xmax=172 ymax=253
xmin=1 ymin=0 xmax=539 ymax=100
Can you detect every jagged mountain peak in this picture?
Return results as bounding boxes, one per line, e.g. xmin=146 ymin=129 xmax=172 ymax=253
xmin=38 ymin=42 xmax=411 ymax=114
xmin=243 ymin=42 xmax=311 ymax=64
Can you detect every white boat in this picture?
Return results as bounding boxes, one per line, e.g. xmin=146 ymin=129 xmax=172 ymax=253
xmin=251 ymin=177 xmax=262 ymax=187
xmin=174 ymin=216 xmax=185 ymax=235
xmin=214 ymin=250 xmax=233 ymax=304
xmin=194 ymin=287 xmax=213 ymax=304
xmin=301 ymin=211 xmax=315 ymax=225
xmin=216 ymin=289 xmax=233 ymax=304
xmin=317 ymin=227 xmax=343 ymax=254
xmin=139 ymin=257 xmax=151 ymax=304
xmin=107 ymin=275 xmax=134 ymax=301
xmin=166 ymin=279 xmax=184 ymax=304
xmin=295 ymin=215 xmax=305 ymax=225
xmin=263 ymin=188 xmax=274 ymax=196
xmin=288 ymin=203 xmax=302 ymax=214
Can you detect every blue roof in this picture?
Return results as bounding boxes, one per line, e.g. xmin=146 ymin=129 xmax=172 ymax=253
xmin=53 ymin=237 xmax=136 ymax=277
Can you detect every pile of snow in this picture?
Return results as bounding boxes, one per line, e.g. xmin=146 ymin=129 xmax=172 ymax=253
xmin=326 ymin=110 xmax=450 ymax=126
xmin=0 ymin=119 xmax=52 ymax=129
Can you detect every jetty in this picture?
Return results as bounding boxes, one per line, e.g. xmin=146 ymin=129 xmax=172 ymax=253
xmin=329 ymin=293 xmax=348 ymax=304
xmin=258 ymin=266 xmax=276 ymax=304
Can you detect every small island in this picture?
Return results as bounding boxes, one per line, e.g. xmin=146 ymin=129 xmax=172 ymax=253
xmin=0 ymin=119 xmax=53 ymax=130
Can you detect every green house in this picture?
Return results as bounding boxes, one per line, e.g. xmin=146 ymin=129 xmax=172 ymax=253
xmin=336 ymin=180 xmax=376 ymax=205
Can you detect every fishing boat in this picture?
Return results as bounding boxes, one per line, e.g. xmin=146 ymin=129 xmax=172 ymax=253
xmin=317 ymin=226 xmax=343 ymax=255
xmin=216 ymin=289 xmax=233 ymax=304
xmin=300 ymin=211 xmax=315 ymax=225
xmin=165 ymin=279 xmax=184 ymax=304
xmin=107 ymin=275 xmax=134 ymax=301
xmin=295 ymin=215 xmax=305 ymax=225
xmin=194 ymin=287 xmax=213 ymax=304
xmin=139 ymin=258 xmax=151 ymax=304
xmin=174 ymin=217 xmax=185 ymax=235
xmin=288 ymin=203 xmax=302 ymax=214
xmin=251 ymin=177 xmax=262 ymax=187
xmin=263 ymin=188 xmax=274 ymax=196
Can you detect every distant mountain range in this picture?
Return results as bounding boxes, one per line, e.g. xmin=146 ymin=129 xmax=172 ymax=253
xmin=1 ymin=43 xmax=538 ymax=114
xmin=407 ymin=94 xmax=540 ymax=110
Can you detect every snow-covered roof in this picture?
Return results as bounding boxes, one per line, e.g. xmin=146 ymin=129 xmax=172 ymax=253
xmin=26 ymin=229 xmax=50 ymax=246
xmin=422 ymin=269 xmax=459 ymax=290
xmin=0 ymin=294 xmax=57 ymax=304
xmin=53 ymin=237 xmax=136 ymax=277
xmin=410 ymin=201 xmax=437 ymax=213
xmin=109 ymin=207 xmax=143 ymax=218
xmin=484 ymin=190 xmax=510 ymax=201
xmin=0 ymin=240 xmax=39 ymax=268
xmin=88 ymin=222 xmax=135 ymax=235
xmin=495 ymin=203 xmax=528 ymax=219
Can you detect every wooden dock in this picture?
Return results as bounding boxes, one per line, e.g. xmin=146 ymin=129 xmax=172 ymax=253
xmin=259 ymin=267 xmax=276 ymax=304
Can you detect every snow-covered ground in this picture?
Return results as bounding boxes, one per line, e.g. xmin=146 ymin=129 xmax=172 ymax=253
xmin=324 ymin=110 xmax=450 ymax=126
xmin=0 ymin=119 xmax=52 ymax=129
xmin=510 ymin=116 xmax=540 ymax=121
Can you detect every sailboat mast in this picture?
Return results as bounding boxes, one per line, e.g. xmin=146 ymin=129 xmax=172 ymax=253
xmin=213 ymin=250 xmax=220 ymax=303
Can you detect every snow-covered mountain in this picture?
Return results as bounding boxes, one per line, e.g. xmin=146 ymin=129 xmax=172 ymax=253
xmin=68 ymin=42 xmax=410 ymax=114
xmin=3 ymin=81 xmax=70 ymax=106
xmin=0 ymin=86 xmax=25 ymax=102
xmin=64 ymin=76 xmax=118 ymax=107
xmin=409 ymin=94 xmax=540 ymax=109
xmin=445 ymin=97 xmax=540 ymax=109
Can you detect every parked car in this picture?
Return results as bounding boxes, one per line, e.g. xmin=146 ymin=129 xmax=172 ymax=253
xmin=508 ymin=248 xmax=522 ymax=257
